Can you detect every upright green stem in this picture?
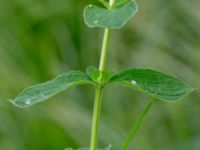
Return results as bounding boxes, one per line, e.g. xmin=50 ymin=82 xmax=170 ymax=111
xmin=90 ymin=86 xmax=103 ymax=150
xmin=99 ymin=29 xmax=111 ymax=72
xmin=90 ymin=1 xmax=115 ymax=149
xmin=90 ymin=29 xmax=111 ymax=150
xmin=120 ymin=98 xmax=156 ymax=150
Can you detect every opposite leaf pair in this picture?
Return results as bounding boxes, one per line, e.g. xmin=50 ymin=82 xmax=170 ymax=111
xmin=10 ymin=66 xmax=193 ymax=108
xmin=9 ymin=0 xmax=194 ymax=150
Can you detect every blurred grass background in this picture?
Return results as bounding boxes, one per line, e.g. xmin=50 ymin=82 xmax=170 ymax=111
xmin=0 ymin=0 xmax=200 ymax=149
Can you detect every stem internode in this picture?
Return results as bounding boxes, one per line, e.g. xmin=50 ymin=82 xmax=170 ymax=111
xmin=90 ymin=28 xmax=111 ymax=150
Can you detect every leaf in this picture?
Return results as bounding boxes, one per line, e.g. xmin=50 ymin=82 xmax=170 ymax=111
xmin=84 ymin=0 xmax=138 ymax=29
xmin=86 ymin=66 xmax=100 ymax=83
xmin=98 ymin=0 xmax=110 ymax=8
xmin=86 ymin=66 xmax=111 ymax=85
xmin=100 ymin=70 xmax=112 ymax=85
xmin=113 ymin=0 xmax=130 ymax=8
xmin=65 ymin=144 xmax=111 ymax=150
xmin=109 ymin=69 xmax=193 ymax=101
xmin=10 ymin=71 xmax=93 ymax=108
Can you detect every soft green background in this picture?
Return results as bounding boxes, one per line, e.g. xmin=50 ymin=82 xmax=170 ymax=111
xmin=0 ymin=0 xmax=199 ymax=149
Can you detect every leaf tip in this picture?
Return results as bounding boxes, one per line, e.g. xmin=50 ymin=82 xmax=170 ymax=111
xmin=7 ymin=98 xmax=14 ymax=104
xmin=8 ymin=97 xmax=34 ymax=108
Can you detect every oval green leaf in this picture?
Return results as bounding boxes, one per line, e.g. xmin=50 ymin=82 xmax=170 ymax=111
xmin=83 ymin=0 xmax=138 ymax=29
xmin=10 ymin=71 xmax=93 ymax=108
xmin=109 ymin=69 xmax=193 ymax=101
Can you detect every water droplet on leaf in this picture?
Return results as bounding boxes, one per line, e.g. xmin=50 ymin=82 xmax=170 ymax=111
xmin=25 ymin=99 xmax=31 ymax=105
xmin=131 ymin=80 xmax=137 ymax=85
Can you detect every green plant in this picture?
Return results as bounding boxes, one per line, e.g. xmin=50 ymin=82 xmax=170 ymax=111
xmin=9 ymin=0 xmax=194 ymax=150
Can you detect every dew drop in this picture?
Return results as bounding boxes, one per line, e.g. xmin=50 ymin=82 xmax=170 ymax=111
xmin=131 ymin=80 xmax=137 ymax=85
xmin=25 ymin=99 xmax=31 ymax=105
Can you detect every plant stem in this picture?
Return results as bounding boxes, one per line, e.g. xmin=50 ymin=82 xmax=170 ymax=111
xmin=90 ymin=28 xmax=111 ymax=150
xmin=120 ymin=98 xmax=156 ymax=150
xmin=99 ymin=29 xmax=111 ymax=72
xmin=90 ymin=86 xmax=103 ymax=150
xmin=90 ymin=0 xmax=114 ymax=149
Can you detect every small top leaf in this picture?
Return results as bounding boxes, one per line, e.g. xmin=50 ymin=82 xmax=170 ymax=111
xmin=86 ymin=66 xmax=111 ymax=85
xmin=86 ymin=66 xmax=101 ymax=83
xmin=98 ymin=0 xmax=110 ymax=8
xmin=10 ymin=71 xmax=93 ymax=108
xmin=84 ymin=0 xmax=138 ymax=29
xmin=113 ymin=0 xmax=130 ymax=8
xmin=100 ymin=70 xmax=112 ymax=85
xmin=109 ymin=69 xmax=193 ymax=101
